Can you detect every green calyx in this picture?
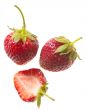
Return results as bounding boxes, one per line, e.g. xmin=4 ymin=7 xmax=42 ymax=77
xmin=55 ymin=36 xmax=82 ymax=60
xmin=9 ymin=5 xmax=36 ymax=42
xmin=11 ymin=29 xmax=36 ymax=42
xmin=37 ymin=83 xmax=55 ymax=108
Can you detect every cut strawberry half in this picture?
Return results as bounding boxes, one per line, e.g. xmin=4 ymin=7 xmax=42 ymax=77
xmin=14 ymin=68 xmax=54 ymax=108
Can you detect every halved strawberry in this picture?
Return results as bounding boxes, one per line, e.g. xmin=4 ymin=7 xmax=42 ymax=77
xmin=14 ymin=68 xmax=54 ymax=108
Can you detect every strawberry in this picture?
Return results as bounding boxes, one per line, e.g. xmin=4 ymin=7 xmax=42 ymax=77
xmin=39 ymin=36 xmax=82 ymax=72
xmin=14 ymin=68 xmax=54 ymax=108
xmin=4 ymin=5 xmax=39 ymax=65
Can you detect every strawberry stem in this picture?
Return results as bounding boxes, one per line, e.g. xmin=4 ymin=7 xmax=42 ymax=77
xmin=14 ymin=5 xmax=26 ymax=30
xmin=40 ymin=90 xmax=55 ymax=101
xmin=37 ymin=84 xmax=55 ymax=108
xmin=70 ymin=37 xmax=82 ymax=46
xmin=44 ymin=93 xmax=55 ymax=101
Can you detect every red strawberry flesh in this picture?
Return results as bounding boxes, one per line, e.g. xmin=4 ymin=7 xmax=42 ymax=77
xmin=14 ymin=68 xmax=47 ymax=102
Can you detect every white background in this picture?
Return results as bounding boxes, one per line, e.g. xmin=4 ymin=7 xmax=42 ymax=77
xmin=0 ymin=0 xmax=86 ymax=110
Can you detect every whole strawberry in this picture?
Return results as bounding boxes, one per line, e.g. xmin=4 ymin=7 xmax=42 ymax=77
xmin=14 ymin=68 xmax=54 ymax=108
xmin=40 ymin=36 xmax=82 ymax=72
xmin=4 ymin=5 xmax=39 ymax=65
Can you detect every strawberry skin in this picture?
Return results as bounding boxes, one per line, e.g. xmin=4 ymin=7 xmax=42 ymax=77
xmin=4 ymin=5 xmax=39 ymax=65
xmin=14 ymin=68 xmax=47 ymax=102
xmin=4 ymin=33 xmax=39 ymax=65
xmin=40 ymin=37 xmax=81 ymax=72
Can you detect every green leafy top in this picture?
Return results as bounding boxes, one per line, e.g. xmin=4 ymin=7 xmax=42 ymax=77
xmin=54 ymin=36 xmax=82 ymax=60
xmin=12 ymin=29 xmax=36 ymax=42
xmin=55 ymin=36 xmax=70 ymax=43
xmin=9 ymin=5 xmax=36 ymax=42
xmin=37 ymin=83 xmax=55 ymax=108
